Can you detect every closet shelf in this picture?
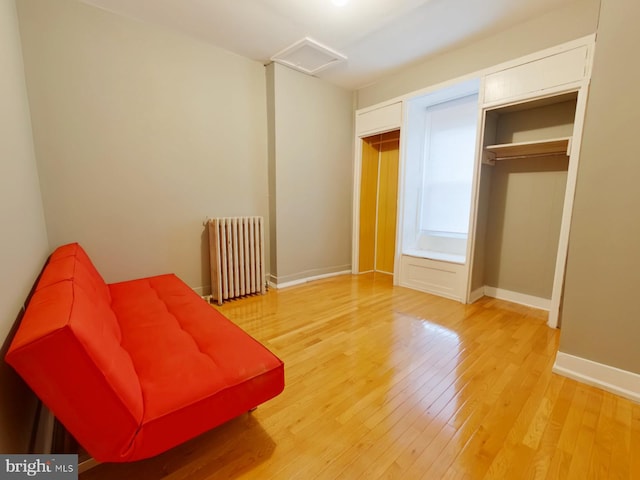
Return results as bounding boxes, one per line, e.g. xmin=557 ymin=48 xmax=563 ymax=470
xmin=483 ymin=136 xmax=571 ymax=164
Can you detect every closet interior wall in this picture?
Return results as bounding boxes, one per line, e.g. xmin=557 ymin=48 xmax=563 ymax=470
xmin=472 ymin=94 xmax=578 ymax=307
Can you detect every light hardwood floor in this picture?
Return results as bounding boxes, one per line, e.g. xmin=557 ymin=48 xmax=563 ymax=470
xmin=81 ymin=273 xmax=639 ymax=479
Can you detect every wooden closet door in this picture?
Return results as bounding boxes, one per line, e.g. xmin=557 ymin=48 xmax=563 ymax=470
xmin=375 ymin=132 xmax=399 ymax=274
xmin=358 ymin=137 xmax=379 ymax=273
xmin=358 ymin=131 xmax=400 ymax=274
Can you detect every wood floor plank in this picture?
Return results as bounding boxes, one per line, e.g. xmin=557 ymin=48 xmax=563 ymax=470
xmin=630 ymin=403 xmax=640 ymax=480
xmin=565 ymin=389 xmax=601 ymax=479
xmin=543 ymin=383 xmax=590 ymax=479
xmin=608 ymin=396 xmax=632 ymax=479
xmin=79 ymin=273 xmax=639 ymax=480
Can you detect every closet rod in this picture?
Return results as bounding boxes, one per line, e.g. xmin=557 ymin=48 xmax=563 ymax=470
xmin=366 ymin=137 xmax=400 ymax=147
xmin=492 ymin=151 xmax=570 ymax=161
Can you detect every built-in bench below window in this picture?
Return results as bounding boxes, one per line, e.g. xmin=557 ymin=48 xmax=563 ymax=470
xmin=404 ymin=231 xmax=467 ymax=264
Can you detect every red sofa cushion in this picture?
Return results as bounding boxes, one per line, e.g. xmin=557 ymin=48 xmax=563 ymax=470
xmin=109 ymin=274 xmax=284 ymax=460
xmin=7 ymin=280 xmax=143 ymax=461
xmin=6 ymin=244 xmax=284 ymax=462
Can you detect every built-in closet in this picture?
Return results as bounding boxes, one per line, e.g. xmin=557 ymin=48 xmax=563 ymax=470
xmin=358 ymin=131 xmax=400 ymax=274
xmin=465 ymin=39 xmax=594 ymax=328
xmin=470 ymin=93 xmax=578 ymax=316
xmin=352 ymin=101 xmax=402 ymax=275
xmin=352 ymin=36 xmax=595 ymax=328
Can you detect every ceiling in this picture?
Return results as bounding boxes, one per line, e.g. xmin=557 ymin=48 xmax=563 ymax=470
xmin=79 ymin=0 xmax=577 ymax=90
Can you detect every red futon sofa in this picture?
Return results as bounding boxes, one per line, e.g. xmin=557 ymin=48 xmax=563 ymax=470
xmin=6 ymin=243 xmax=284 ymax=462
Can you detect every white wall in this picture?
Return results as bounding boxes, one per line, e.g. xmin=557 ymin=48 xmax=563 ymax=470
xmin=17 ymin=0 xmax=269 ymax=293
xmin=0 ymin=0 xmax=49 ymax=453
xmin=357 ymin=0 xmax=600 ymax=108
xmin=268 ymin=63 xmax=354 ymax=285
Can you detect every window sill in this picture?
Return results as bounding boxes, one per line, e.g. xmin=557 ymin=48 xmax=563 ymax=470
xmin=403 ymin=249 xmax=466 ymax=265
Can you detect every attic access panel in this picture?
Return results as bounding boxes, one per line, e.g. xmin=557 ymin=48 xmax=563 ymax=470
xmin=270 ymin=37 xmax=347 ymax=75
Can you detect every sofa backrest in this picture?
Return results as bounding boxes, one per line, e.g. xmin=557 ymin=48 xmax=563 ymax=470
xmin=5 ymin=243 xmax=143 ymax=461
xmin=38 ymin=242 xmax=112 ymax=299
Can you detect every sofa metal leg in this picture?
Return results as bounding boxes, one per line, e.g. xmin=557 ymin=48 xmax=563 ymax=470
xmin=78 ymin=457 xmax=100 ymax=474
xmin=50 ymin=416 xmax=100 ymax=473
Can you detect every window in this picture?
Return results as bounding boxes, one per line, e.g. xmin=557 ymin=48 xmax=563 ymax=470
xmin=403 ymin=81 xmax=479 ymax=263
xmin=420 ymin=95 xmax=478 ymax=236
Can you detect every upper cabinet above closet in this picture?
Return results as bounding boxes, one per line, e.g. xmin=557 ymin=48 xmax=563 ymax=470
xmin=355 ymin=102 xmax=402 ymax=137
xmin=483 ymin=46 xmax=589 ymax=104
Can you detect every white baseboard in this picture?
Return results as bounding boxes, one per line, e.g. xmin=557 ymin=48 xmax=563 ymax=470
xmin=553 ymin=352 xmax=640 ymax=403
xmin=483 ymin=286 xmax=550 ymax=311
xmin=272 ymin=270 xmax=352 ymax=289
xmin=468 ymin=286 xmax=485 ymax=303
xmin=192 ymin=286 xmax=206 ymax=296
